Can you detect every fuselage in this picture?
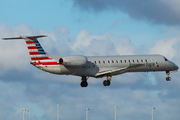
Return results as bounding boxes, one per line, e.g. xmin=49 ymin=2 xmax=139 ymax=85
xmin=40 ymin=54 xmax=178 ymax=77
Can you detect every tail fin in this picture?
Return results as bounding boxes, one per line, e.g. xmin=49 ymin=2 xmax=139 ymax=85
xmin=2 ymin=35 xmax=58 ymax=65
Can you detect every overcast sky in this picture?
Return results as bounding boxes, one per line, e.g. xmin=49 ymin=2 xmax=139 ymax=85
xmin=0 ymin=0 xmax=180 ymax=120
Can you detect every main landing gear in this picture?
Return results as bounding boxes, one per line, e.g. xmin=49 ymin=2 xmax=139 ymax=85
xmin=80 ymin=76 xmax=112 ymax=87
xmin=81 ymin=76 xmax=88 ymax=87
xmin=103 ymin=75 xmax=112 ymax=86
xmin=166 ymin=71 xmax=171 ymax=81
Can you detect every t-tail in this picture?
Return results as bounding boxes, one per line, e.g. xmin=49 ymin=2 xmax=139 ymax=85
xmin=2 ymin=35 xmax=58 ymax=66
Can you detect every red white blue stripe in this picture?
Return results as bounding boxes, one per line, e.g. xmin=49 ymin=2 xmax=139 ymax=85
xmin=25 ymin=39 xmax=58 ymax=65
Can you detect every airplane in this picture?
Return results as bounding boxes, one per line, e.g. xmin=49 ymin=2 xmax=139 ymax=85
xmin=2 ymin=35 xmax=179 ymax=87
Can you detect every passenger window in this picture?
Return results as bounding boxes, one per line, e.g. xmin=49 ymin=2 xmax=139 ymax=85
xmin=120 ymin=60 xmax=123 ymax=63
xmin=112 ymin=60 xmax=114 ymax=63
xmin=141 ymin=59 xmax=143 ymax=62
xmin=108 ymin=60 xmax=110 ymax=63
xmin=128 ymin=60 xmax=131 ymax=63
xmin=116 ymin=60 xmax=118 ymax=63
xmin=103 ymin=61 xmax=105 ymax=64
xmin=132 ymin=60 xmax=135 ymax=63
xmin=137 ymin=60 xmax=139 ymax=62
xmin=124 ymin=60 xmax=126 ymax=63
xmin=99 ymin=61 xmax=101 ymax=64
xmin=145 ymin=59 xmax=148 ymax=62
xmin=94 ymin=61 xmax=97 ymax=64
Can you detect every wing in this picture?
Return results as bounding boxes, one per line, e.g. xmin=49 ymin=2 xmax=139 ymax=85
xmin=95 ymin=63 xmax=144 ymax=77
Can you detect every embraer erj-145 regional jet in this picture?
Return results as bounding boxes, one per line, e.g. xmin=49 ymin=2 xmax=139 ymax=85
xmin=2 ymin=35 xmax=179 ymax=87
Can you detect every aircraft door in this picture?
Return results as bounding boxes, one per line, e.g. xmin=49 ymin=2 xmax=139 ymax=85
xmin=151 ymin=58 xmax=156 ymax=68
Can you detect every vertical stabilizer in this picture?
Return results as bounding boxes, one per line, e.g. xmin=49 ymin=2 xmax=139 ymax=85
xmin=2 ymin=35 xmax=58 ymax=65
xmin=24 ymin=36 xmax=48 ymax=61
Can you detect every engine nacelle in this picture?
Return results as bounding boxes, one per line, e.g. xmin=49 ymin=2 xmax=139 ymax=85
xmin=59 ymin=56 xmax=88 ymax=67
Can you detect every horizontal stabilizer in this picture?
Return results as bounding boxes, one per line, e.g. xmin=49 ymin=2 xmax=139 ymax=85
xmin=2 ymin=35 xmax=47 ymax=40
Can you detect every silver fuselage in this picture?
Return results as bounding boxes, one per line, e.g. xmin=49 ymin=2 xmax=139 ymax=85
xmin=38 ymin=54 xmax=178 ymax=78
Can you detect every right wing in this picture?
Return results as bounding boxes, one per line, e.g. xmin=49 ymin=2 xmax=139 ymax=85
xmin=95 ymin=63 xmax=144 ymax=77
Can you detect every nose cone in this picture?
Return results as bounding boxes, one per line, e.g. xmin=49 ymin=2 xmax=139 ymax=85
xmin=174 ymin=64 xmax=179 ymax=70
xmin=170 ymin=62 xmax=179 ymax=70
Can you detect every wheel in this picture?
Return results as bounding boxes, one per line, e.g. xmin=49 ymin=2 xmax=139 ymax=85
xmin=84 ymin=82 xmax=88 ymax=87
xmin=103 ymin=80 xmax=111 ymax=86
xmin=103 ymin=80 xmax=107 ymax=86
xmin=81 ymin=81 xmax=88 ymax=87
xmin=166 ymin=77 xmax=171 ymax=81
xmin=107 ymin=80 xmax=111 ymax=86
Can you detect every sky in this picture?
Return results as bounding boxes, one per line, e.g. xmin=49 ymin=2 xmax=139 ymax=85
xmin=0 ymin=0 xmax=180 ymax=120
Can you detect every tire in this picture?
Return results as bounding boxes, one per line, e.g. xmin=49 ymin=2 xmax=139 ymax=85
xmin=81 ymin=81 xmax=88 ymax=87
xmin=103 ymin=80 xmax=111 ymax=86
xmin=107 ymin=80 xmax=111 ymax=86
xmin=166 ymin=77 xmax=171 ymax=81
xmin=103 ymin=80 xmax=107 ymax=86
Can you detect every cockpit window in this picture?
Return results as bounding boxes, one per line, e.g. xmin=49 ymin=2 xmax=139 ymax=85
xmin=164 ymin=57 xmax=168 ymax=61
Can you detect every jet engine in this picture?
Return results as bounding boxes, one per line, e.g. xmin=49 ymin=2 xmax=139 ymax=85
xmin=59 ymin=56 xmax=88 ymax=67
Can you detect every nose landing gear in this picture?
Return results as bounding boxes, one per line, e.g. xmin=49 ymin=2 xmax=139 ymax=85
xmin=166 ymin=71 xmax=171 ymax=81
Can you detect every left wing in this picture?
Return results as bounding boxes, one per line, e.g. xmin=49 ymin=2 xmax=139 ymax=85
xmin=95 ymin=63 xmax=143 ymax=77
